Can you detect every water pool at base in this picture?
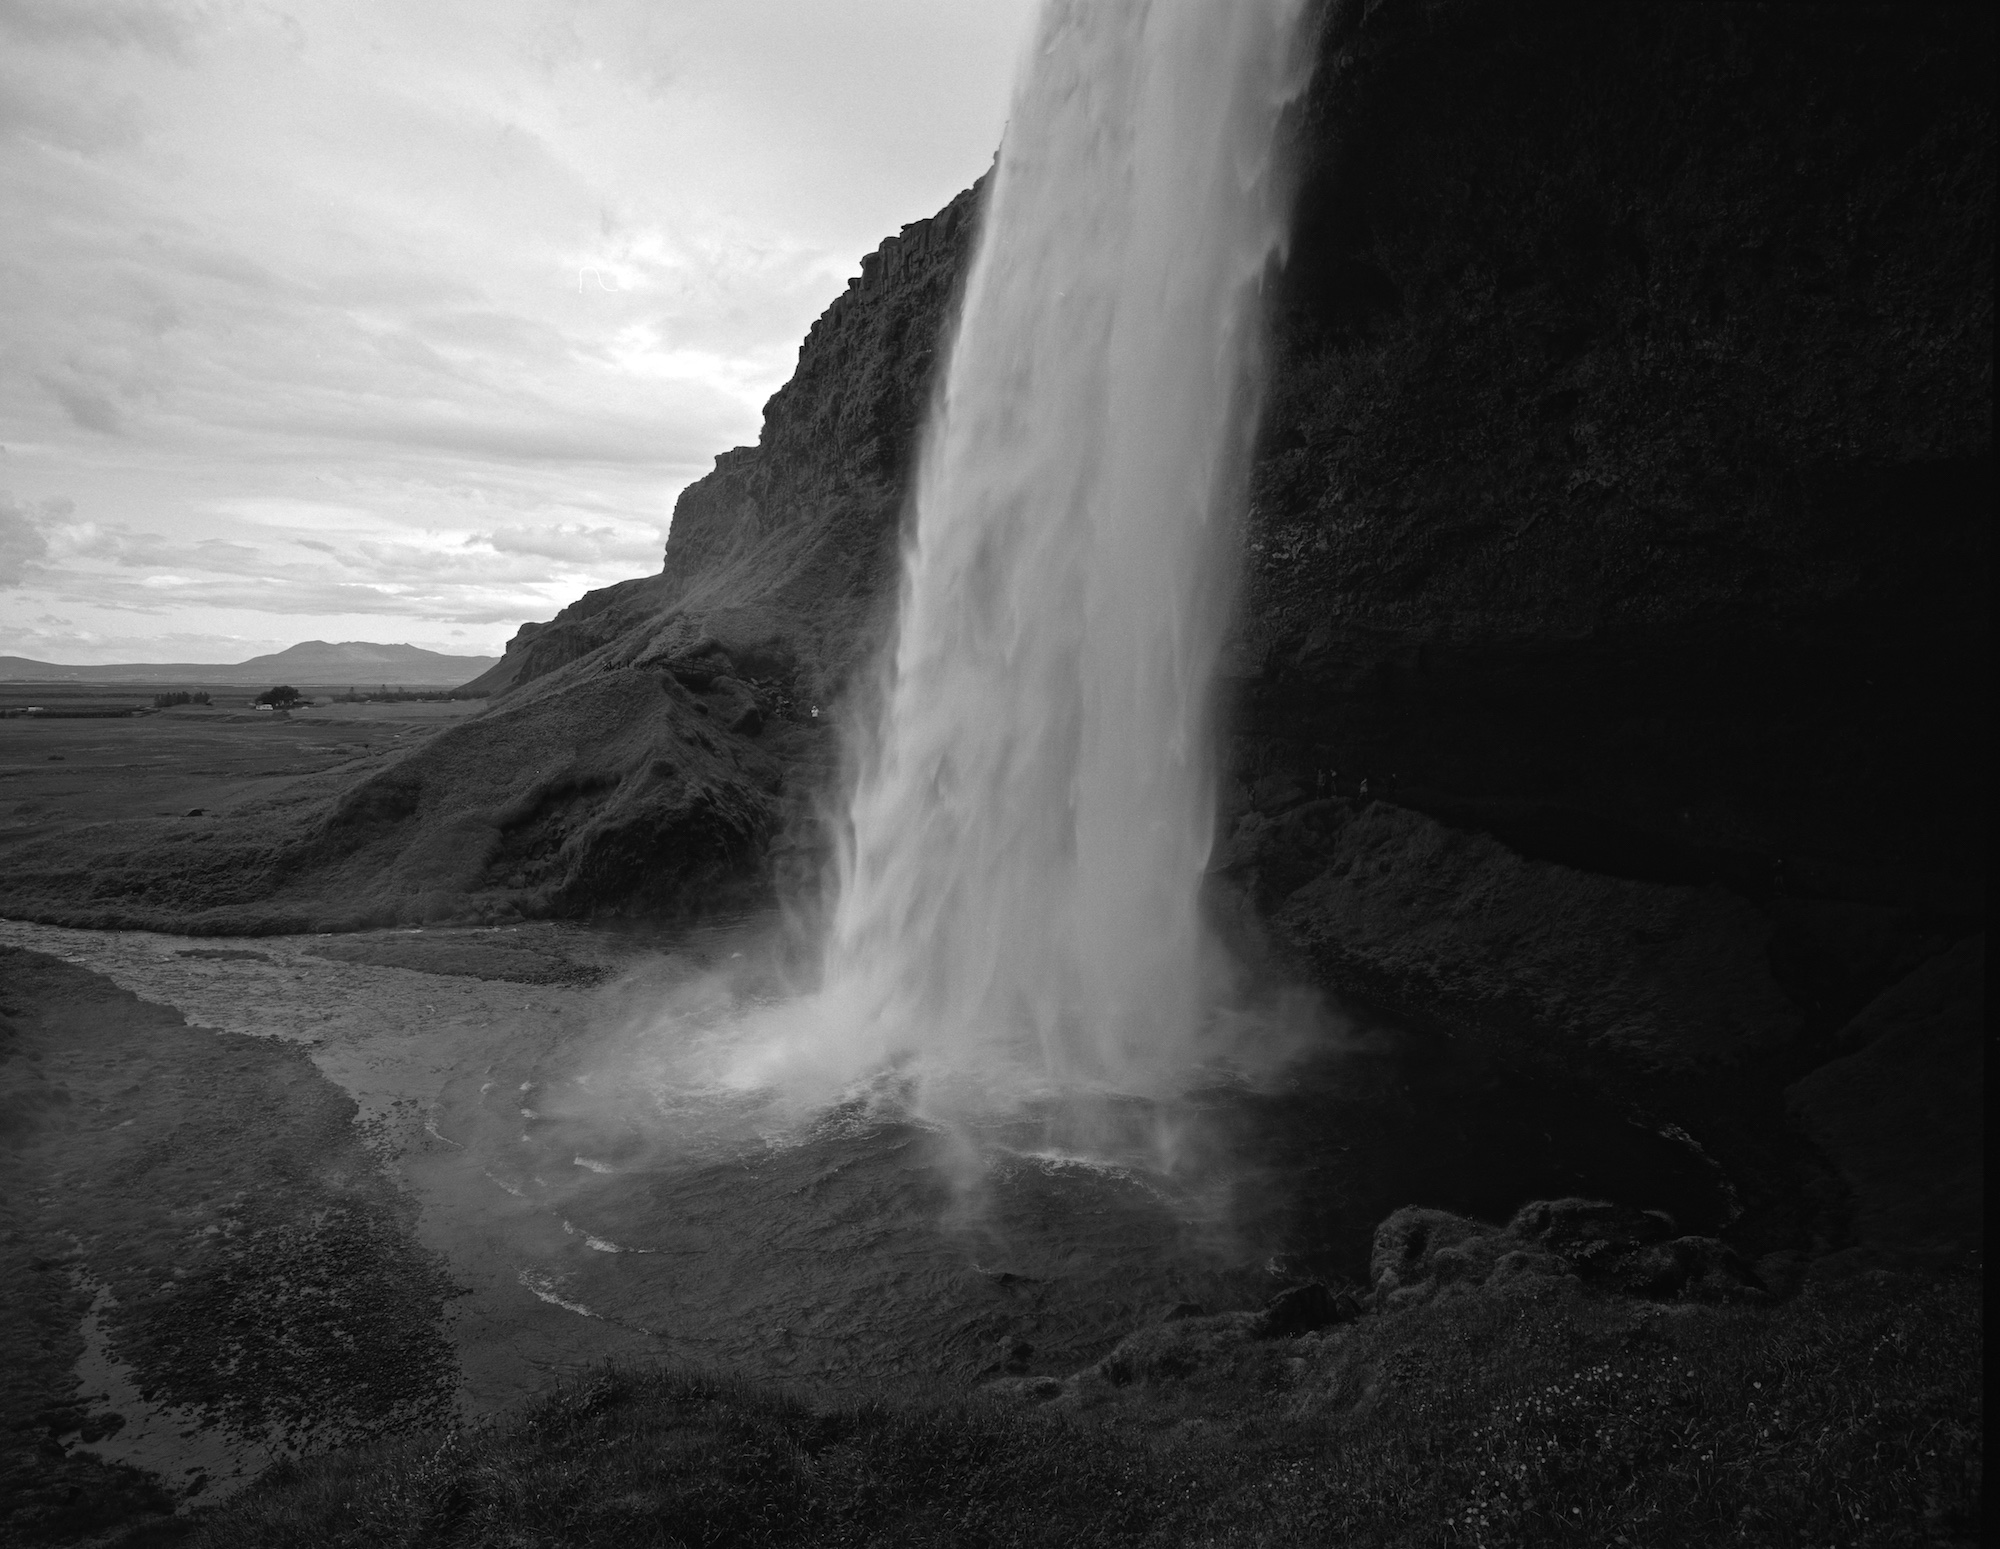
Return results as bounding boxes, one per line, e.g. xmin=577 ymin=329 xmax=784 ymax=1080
xmin=2 ymin=914 xmax=1731 ymax=1497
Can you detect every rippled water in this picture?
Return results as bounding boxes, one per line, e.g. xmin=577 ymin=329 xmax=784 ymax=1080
xmin=415 ymin=941 xmax=1299 ymax=1390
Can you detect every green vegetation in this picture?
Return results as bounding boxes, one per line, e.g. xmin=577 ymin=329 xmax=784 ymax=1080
xmin=2 ymin=705 xmax=144 ymax=719
xmin=152 ymin=690 xmax=213 ymax=708
xmin=174 ymin=1267 xmax=1977 ymax=1549
xmin=1 ymin=947 xmax=460 ymax=1549
xmin=330 ymin=686 xmax=490 ymax=703
xmin=256 ymin=685 xmax=308 ymax=708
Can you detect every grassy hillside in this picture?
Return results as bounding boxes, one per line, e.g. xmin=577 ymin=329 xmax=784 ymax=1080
xmin=173 ymin=1264 xmax=1979 ymax=1548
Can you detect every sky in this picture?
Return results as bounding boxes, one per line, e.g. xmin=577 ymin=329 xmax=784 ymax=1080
xmin=0 ymin=0 xmax=1038 ymax=664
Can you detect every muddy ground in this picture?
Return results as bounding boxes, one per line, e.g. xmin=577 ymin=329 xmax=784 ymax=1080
xmin=3 ymin=915 xmax=714 ymax=1544
xmin=0 ymin=940 xmax=465 ymax=1544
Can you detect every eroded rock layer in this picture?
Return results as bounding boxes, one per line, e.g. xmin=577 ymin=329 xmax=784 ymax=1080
xmin=1215 ymin=0 xmax=1988 ymax=1265
xmin=1243 ymin=0 xmax=1990 ymax=948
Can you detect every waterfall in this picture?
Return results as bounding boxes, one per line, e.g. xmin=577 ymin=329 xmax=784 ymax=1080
xmin=741 ymin=0 xmax=1313 ymax=1111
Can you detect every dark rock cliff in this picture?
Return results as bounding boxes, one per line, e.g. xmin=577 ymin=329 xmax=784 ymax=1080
xmin=1239 ymin=0 xmax=1989 ymax=940
xmin=462 ymin=181 xmax=985 ymax=706
xmin=655 ymin=180 xmax=982 ymax=693
xmin=1215 ymin=0 xmax=1989 ymax=1266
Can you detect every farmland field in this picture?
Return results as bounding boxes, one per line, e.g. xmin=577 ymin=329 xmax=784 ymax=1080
xmin=0 ymin=683 xmax=482 ymax=866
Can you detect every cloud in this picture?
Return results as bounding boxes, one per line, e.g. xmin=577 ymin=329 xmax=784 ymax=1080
xmin=0 ymin=490 xmax=59 ymax=585
xmin=0 ymin=0 xmax=1038 ymax=661
xmin=20 ymin=499 xmax=653 ymax=631
xmin=0 ymin=612 xmax=292 ymax=664
xmin=39 ymin=372 xmax=126 ymax=434
xmin=42 ymin=567 xmax=562 ymax=625
xmin=285 ymin=410 xmax=712 ymax=468
xmin=47 ymin=520 xmax=180 ymax=566
xmin=0 ymin=66 xmax=146 ymax=153
xmin=474 ymin=522 xmax=662 ymax=565
xmin=0 ymin=0 xmax=206 ymax=59
xmin=409 ymin=307 xmax=568 ymax=354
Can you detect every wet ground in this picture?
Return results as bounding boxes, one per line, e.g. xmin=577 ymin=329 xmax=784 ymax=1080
xmin=0 ymin=913 xmax=1733 ymax=1530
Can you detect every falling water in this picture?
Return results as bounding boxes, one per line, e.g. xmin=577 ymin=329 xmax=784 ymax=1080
xmin=740 ymin=0 xmax=1314 ymax=1111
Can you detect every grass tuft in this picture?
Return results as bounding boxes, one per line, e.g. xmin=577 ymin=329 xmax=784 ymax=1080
xmin=178 ymin=1265 xmax=1978 ymax=1548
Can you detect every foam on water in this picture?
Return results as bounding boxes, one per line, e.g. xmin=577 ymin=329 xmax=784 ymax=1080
xmin=733 ymin=0 xmax=1316 ymax=1114
xmin=516 ymin=1270 xmax=597 ymax=1320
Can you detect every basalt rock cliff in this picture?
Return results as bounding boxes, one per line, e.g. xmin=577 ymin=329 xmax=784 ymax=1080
xmin=3 ymin=1 xmax=1985 ymax=1270
xmin=461 ymin=180 xmax=984 ymax=708
xmin=1216 ymin=0 xmax=1988 ymax=1270
xmin=1234 ymin=0 xmax=1988 ymax=1015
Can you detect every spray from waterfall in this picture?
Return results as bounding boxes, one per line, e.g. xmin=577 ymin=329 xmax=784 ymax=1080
xmin=732 ymin=0 xmax=1317 ymax=1116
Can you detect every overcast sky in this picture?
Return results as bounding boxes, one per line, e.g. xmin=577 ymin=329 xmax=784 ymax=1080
xmin=0 ymin=0 xmax=1037 ymax=664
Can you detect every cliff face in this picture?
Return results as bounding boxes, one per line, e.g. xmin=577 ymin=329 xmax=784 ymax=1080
xmin=1209 ymin=0 xmax=1988 ymax=1267
xmin=464 ymin=182 xmax=984 ymax=707
xmin=307 ymin=184 xmax=990 ymax=921
xmin=1238 ymin=1 xmax=1989 ymax=928
xmin=658 ymin=181 xmax=981 ymax=691
xmin=457 ymin=574 xmax=672 ymax=698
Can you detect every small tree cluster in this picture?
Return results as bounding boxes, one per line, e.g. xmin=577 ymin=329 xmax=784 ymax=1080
xmin=152 ymin=690 xmax=212 ymax=708
xmin=256 ymin=685 xmax=307 ymax=707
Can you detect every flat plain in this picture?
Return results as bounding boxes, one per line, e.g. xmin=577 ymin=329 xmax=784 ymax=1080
xmin=0 ymin=687 xmax=482 ymax=869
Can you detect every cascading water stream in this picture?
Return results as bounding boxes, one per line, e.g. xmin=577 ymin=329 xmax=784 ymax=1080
xmin=735 ymin=0 xmax=1314 ymax=1113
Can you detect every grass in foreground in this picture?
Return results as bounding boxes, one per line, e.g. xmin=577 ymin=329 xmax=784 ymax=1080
xmin=172 ymin=1267 xmax=1977 ymax=1549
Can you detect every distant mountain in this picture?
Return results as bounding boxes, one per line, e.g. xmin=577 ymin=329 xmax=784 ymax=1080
xmin=0 ymin=640 xmax=500 ymax=686
xmin=234 ymin=641 xmax=501 ymax=680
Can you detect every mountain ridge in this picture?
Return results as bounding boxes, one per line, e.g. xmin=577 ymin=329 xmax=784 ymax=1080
xmin=0 ymin=640 xmax=499 ymax=684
